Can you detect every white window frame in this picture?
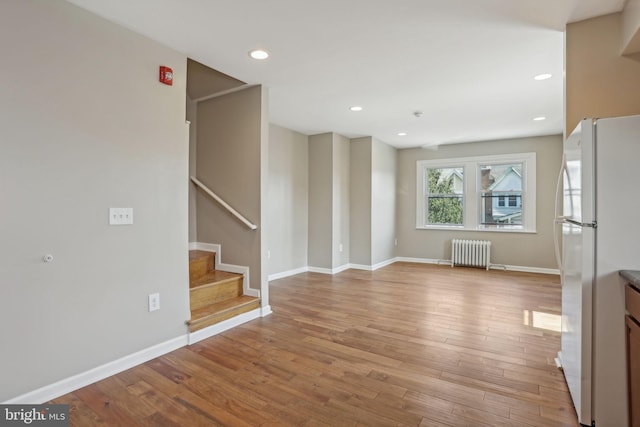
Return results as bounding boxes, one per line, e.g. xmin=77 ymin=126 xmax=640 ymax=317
xmin=416 ymin=152 xmax=536 ymax=233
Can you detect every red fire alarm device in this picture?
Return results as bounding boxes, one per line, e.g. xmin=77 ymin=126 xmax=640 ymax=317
xmin=159 ymin=66 xmax=173 ymax=86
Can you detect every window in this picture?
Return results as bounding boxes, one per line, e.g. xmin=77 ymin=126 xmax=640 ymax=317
xmin=416 ymin=153 xmax=536 ymax=232
xmin=479 ymin=163 xmax=523 ymax=226
xmin=425 ymin=167 xmax=464 ymax=226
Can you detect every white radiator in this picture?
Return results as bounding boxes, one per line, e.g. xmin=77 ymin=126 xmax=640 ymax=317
xmin=451 ymin=239 xmax=491 ymax=270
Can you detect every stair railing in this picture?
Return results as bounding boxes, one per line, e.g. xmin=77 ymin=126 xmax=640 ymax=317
xmin=190 ymin=176 xmax=258 ymax=230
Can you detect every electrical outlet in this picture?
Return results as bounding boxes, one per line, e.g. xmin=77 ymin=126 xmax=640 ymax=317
xmin=109 ymin=208 xmax=133 ymax=225
xmin=339 ymin=243 xmax=343 ymax=252
xmin=148 ymin=293 xmax=160 ymax=312
xmin=267 ymin=250 xmax=271 ymax=259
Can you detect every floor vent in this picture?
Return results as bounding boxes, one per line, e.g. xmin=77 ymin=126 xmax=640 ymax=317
xmin=451 ymin=239 xmax=491 ymax=270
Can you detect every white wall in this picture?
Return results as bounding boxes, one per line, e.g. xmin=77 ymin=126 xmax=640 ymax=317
xmin=267 ymin=124 xmax=309 ymax=275
xmin=0 ymin=0 xmax=189 ymax=401
xmin=396 ymin=135 xmax=562 ymax=270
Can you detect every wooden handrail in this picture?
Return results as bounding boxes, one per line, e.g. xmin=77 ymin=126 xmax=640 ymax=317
xmin=190 ymin=176 xmax=258 ymax=230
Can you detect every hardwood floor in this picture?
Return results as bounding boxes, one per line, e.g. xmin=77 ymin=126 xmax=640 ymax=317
xmin=51 ymin=262 xmax=579 ymax=426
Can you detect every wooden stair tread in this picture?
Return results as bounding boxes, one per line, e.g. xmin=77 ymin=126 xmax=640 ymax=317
xmin=190 ymin=270 xmax=242 ymax=289
xmin=189 ymin=295 xmax=259 ymax=319
xmin=187 ymin=296 xmax=260 ymax=331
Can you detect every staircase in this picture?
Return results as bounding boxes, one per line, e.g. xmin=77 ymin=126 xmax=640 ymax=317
xmin=187 ymin=250 xmax=260 ymax=332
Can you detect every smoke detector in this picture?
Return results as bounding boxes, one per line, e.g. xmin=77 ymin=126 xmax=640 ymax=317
xmin=413 ymin=111 xmax=424 ymax=118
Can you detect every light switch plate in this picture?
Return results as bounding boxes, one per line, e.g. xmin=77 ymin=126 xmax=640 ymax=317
xmin=148 ymin=293 xmax=160 ymax=312
xmin=109 ymin=208 xmax=133 ymax=225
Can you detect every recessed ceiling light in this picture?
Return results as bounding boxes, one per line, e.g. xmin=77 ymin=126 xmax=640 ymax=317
xmin=397 ymin=132 xmax=407 ymax=136
xmin=534 ymin=73 xmax=552 ymax=81
xmin=349 ymin=106 xmax=363 ymax=112
xmin=533 ymin=116 xmax=546 ymax=121
xmin=249 ymin=49 xmax=269 ymax=60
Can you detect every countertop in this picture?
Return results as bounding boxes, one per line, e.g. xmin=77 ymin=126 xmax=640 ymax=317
xmin=620 ymin=270 xmax=640 ymax=287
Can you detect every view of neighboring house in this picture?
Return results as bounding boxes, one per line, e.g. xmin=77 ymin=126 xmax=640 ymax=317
xmin=482 ymin=165 xmax=523 ymax=225
xmin=433 ymin=165 xmax=523 ymax=226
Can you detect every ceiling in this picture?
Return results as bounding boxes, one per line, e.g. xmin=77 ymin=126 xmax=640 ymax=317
xmin=66 ymin=0 xmax=626 ymax=149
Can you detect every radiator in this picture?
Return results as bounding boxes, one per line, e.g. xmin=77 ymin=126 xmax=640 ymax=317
xmin=451 ymin=239 xmax=491 ymax=270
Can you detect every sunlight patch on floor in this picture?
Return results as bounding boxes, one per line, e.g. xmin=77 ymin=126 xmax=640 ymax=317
xmin=523 ymin=310 xmax=562 ymax=332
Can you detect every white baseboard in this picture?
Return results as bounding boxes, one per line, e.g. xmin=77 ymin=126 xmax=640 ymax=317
xmin=268 ymin=256 xmax=559 ymax=280
xmin=395 ymin=257 xmax=443 ymax=265
xmin=261 ymin=305 xmax=273 ymax=317
xmin=307 ymin=266 xmax=333 ymax=274
xmin=348 ymin=263 xmax=372 ymax=271
xmin=350 ymin=258 xmax=397 ymax=271
xmin=268 ymin=266 xmax=309 ymax=281
xmin=4 ymin=335 xmax=188 ymax=404
xmin=396 ymin=257 xmax=559 ymax=275
xmin=187 ymin=307 xmax=262 ymax=345
xmin=308 ymin=264 xmax=350 ymax=275
xmin=502 ymin=265 xmax=560 ymax=275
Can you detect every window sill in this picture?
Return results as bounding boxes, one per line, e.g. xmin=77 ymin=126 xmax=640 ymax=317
xmin=416 ymin=225 xmax=537 ymax=234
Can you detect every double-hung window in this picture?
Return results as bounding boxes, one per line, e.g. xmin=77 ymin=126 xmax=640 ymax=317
xmin=416 ymin=153 xmax=536 ymax=232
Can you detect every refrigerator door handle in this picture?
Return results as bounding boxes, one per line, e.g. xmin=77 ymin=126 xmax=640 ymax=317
xmin=564 ymin=218 xmax=598 ymax=228
xmin=554 ymin=154 xmax=567 ymax=274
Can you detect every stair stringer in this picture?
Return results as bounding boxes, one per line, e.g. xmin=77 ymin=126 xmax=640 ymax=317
xmin=189 ymin=242 xmax=259 ymax=298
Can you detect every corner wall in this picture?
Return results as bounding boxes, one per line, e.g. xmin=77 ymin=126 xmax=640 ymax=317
xmin=349 ymin=137 xmax=397 ymax=267
xmin=308 ymin=133 xmax=350 ymax=271
xmin=332 ymin=134 xmax=350 ymax=269
xmin=371 ymin=139 xmax=397 ymax=265
xmin=0 ymin=0 xmax=189 ymax=401
xmin=349 ymin=138 xmax=373 ymax=266
xmin=308 ymin=134 xmax=334 ymax=269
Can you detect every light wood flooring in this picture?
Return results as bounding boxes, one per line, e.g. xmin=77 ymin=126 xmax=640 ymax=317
xmin=51 ymin=262 xmax=579 ymax=426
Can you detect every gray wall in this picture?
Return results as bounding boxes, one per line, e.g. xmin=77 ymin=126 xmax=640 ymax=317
xmin=195 ymin=86 xmax=265 ymax=291
xmin=308 ymin=134 xmax=334 ymax=269
xmin=371 ymin=139 xmax=397 ymax=265
xmin=267 ymin=124 xmax=309 ymax=275
xmin=349 ymin=138 xmax=373 ymax=265
xmin=187 ymin=97 xmax=198 ymax=242
xmin=396 ymin=135 xmax=562 ymax=269
xmin=0 ymin=0 xmax=190 ymax=401
xmin=333 ymin=134 xmax=351 ymax=269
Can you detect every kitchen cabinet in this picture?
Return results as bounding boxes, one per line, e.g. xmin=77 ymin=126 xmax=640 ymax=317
xmin=622 ymin=270 xmax=640 ymax=427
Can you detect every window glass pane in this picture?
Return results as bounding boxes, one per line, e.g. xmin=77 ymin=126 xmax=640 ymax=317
xmin=426 ymin=167 xmax=463 ymax=225
xmin=479 ymin=163 xmax=523 ymax=226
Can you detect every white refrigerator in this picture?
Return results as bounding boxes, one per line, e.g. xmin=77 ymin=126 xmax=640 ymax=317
xmin=555 ymin=115 xmax=640 ymax=427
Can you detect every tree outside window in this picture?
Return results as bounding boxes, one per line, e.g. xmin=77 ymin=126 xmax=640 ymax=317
xmin=426 ymin=167 xmax=463 ymax=226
